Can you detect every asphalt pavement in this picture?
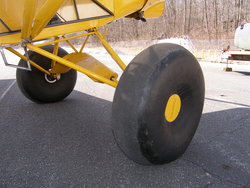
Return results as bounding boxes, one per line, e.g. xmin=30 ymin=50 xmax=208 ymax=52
xmin=0 ymin=49 xmax=250 ymax=188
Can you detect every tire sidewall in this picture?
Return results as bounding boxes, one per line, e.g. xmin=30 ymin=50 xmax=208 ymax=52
xmin=112 ymin=43 xmax=205 ymax=165
xmin=137 ymin=46 xmax=205 ymax=163
xmin=16 ymin=46 xmax=77 ymax=103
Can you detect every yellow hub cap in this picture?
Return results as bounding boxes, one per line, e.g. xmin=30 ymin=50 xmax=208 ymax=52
xmin=165 ymin=94 xmax=182 ymax=123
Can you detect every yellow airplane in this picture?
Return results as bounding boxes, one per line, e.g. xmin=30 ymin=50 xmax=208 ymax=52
xmin=0 ymin=0 xmax=205 ymax=165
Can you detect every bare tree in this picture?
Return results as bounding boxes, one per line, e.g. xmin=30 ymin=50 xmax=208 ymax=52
xmin=103 ymin=0 xmax=250 ymax=42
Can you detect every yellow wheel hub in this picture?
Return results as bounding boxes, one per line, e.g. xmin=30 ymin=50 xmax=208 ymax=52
xmin=165 ymin=94 xmax=182 ymax=123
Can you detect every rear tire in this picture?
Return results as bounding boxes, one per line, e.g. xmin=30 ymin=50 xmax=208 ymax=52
xmin=112 ymin=43 xmax=205 ymax=165
xmin=16 ymin=45 xmax=77 ymax=103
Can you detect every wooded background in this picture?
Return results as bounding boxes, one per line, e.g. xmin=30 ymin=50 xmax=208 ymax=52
xmin=104 ymin=0 xmax=250 ymax=42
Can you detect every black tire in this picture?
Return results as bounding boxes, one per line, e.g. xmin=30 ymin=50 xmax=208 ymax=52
xmin=16 ymin=45 xmax=77 ymax=103
xmin=112 ymin=43 xmax=205 ymax=165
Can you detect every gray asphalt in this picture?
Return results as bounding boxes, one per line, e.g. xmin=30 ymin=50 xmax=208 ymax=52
xmin=0 ymin=51 xmax=250 ymax=187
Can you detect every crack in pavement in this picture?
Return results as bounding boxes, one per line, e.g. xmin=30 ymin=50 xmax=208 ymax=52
xmin=205 ymin=122 xmax=248 ymax=145
xmin=205 ymin=98 xmax=250 ymax=108
xmin=183 ymin=158 xmax=246 ymax=187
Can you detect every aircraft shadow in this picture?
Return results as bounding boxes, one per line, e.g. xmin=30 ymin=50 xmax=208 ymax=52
xmin=234 ymin=71 xmax=250 ymax=76
xmin=0 ymin=79 xmax=249 ymax=187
